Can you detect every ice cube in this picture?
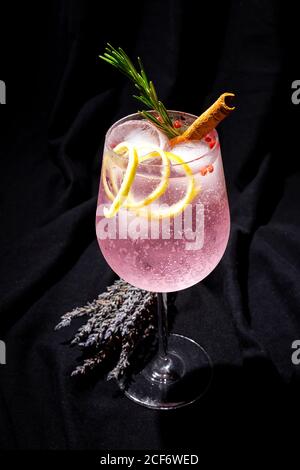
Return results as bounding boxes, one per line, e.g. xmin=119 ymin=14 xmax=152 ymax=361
xmin=107 ymin=120 xmax=169 ymax=156
xmin=171 ymin=140 xmax=210 ymax=174
xmin=171 ymin=140 xmax=208 ymax=163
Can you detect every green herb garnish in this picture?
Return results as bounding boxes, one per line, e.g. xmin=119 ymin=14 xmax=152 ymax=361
xmin=99 ymin=44 xmax=180 ymax=138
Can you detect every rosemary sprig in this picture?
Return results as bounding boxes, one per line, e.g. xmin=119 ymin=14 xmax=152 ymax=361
xmin=99 ymin=44 xmax=180 ymax=138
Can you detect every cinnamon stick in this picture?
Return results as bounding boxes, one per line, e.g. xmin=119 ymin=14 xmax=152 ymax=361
xmin=170 ymin=92 xmax=235 ymax=147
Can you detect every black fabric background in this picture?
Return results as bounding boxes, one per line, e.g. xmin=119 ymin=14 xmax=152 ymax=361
xmin=0 ymin=0 xmax=300 ymax=452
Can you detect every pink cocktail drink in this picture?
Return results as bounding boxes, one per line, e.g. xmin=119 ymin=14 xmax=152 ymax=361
xmin=96 ymin=113 xmax=230 ymax=292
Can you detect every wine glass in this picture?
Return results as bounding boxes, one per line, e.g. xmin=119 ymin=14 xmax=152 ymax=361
xmin=96 ymin=111 xmax=230 ymax=409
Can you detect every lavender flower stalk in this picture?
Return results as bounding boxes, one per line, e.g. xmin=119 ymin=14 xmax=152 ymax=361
xmin=55 ymin=279 xmax=157 ymax=380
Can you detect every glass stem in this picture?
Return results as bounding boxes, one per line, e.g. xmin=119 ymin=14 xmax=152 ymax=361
xmin=148 ymin=293 xmax=181 ymax=383
xmin=157 ymin=293 xmax=169 ymax=358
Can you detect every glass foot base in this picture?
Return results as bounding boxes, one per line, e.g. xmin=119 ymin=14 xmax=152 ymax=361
xmin=122 ymin=334 xmax=213 ymax=410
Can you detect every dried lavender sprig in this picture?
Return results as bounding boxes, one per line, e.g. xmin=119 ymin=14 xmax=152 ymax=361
xmin=75 ymin=285 xmax=155 ymax=348
xmin=55 ymin=279 xmax=131 ymax=330
xmin=106 ymin=292 xmax=157 ymax=380
xmin=108 ymin=323 xmax=156 ymax=381
xmin=55 ymin=280 xmax=130 ymax=330
xmin=78 ymin=291 xmax=155 ymax=349
xmin=71 ymin=304 xmax=156 ymax=379
xmin=71 ymin=350 xmax=108 ymax=377
xmin=56 ymin=279 xmax=158 ymax=380
xmin=73 ymin=294 xmax=156 ymax=378
xmin=71 ymin=301 xmax=120 ymax=345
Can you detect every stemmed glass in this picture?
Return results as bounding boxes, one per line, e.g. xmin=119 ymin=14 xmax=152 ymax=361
xmin=96 ymin=111 xmax=230 ymax=409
